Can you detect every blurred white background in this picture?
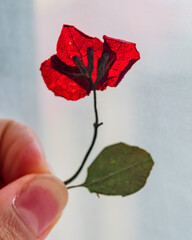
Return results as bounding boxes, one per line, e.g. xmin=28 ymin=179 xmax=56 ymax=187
xmin=1 ymin=0 xmax=192 ymax=239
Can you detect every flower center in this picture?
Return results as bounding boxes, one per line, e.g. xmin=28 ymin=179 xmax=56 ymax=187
xmin=73 ymin=47 xmax=94 ymax=80
xmin=73 ymin=47 xmax=110 ymax=84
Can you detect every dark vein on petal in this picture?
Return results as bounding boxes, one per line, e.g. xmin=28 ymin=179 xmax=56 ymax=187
xmin=68 ymin=27 xmax=85 ymax=66
xmin=114 ymin=42 xmax=123 ymax=54
xmin=79 ymin=38 xmax=86 ymax=52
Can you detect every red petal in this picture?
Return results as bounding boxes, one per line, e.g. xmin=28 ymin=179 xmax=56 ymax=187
xmin=57 ymin=25 xmax=103 ymax=82
xmin=96 ymin=35 xmax=140 ymax=90
xmin=40 ymin=25 xmax=140 ymax=101
xmin=40 ymin=58 xmax=91 ymax=100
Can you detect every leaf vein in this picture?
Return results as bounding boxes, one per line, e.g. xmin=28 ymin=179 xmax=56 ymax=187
xmin=85 ymin=158 xmax=152 ymax=187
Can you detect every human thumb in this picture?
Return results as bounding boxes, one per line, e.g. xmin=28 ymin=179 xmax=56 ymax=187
xmin=0 ymin=174 xmax=68 ymax=240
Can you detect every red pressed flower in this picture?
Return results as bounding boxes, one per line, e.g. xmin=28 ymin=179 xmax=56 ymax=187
xmin=40 ymin=25 xmax=140 ymax=101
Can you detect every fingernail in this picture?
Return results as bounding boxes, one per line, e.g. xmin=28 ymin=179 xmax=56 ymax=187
xmin=12 ymin=175 xmax=68 ymax=237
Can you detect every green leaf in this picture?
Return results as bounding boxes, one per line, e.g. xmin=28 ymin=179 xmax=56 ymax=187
xmin=82 ymin=142 xmax=154 ymax=196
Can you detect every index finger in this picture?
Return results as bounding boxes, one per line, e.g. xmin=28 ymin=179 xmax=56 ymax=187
xmin=0 ymin=119 xmax=51 ymax=186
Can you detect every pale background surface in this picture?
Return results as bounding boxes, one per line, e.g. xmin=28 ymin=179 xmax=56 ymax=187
xmin=0 ymin=0 xmax=192 ymax=239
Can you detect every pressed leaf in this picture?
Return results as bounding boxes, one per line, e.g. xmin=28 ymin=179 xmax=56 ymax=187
xmin=82 ymin=142 xmax=154 ymax=196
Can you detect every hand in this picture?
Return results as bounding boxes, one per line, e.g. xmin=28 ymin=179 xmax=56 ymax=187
xmin=0 ymin=119 xmax=68 ymax=240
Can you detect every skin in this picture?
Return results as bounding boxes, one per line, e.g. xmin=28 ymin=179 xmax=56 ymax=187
xmin=0 ymin=119 xmax=68 ymax=240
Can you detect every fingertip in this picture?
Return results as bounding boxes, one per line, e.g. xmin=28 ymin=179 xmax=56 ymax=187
xmin=13 ymin=174 xmax=68 ymax=238
xmin=0 ymin=174 xmax=68 ymax=240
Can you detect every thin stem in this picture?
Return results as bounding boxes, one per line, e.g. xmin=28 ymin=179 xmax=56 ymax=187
xmin=67 ymin=184 xmax=83 ymax=190
xmin=64 ymin=79 xmax=102 ymax=185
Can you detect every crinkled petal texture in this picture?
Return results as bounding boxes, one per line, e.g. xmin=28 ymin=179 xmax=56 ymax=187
xmin=96 ymin=36 xmax=140 ymax=90
xmin=57 ymin=25 xmax=103 ymax=73
xmin=40 ymin=25 xmax=103 ymax=100
xmin=40 ymin=25 xmax=140 ymax=101
xmin=40 ymin=58 xmax=90 ymax=100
